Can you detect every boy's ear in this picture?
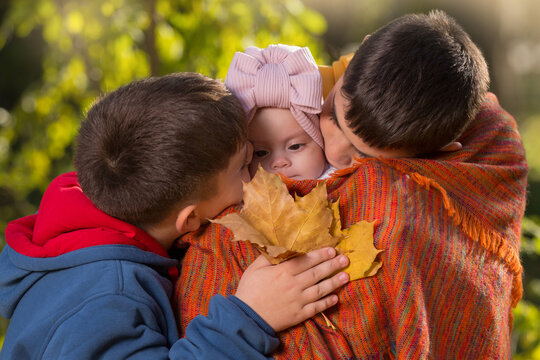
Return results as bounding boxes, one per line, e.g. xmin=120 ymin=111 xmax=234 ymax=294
xmin=440 ymin=141 xmax=462 ymax=152
xmin=175 ymin=204 xmax=201 ymax=235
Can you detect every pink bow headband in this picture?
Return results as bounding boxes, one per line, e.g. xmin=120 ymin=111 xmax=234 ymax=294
xmin=225 ymin=44 xmax=323 ymax=148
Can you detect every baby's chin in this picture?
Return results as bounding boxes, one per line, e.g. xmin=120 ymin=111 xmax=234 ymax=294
xmin=276 ymin=172 xmax=317 ymax=181
xmin=287 ymin=175 xmax=307 ymax=181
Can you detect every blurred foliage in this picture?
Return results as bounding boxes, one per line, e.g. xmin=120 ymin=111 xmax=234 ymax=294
xmin=522 ymin=115 xmax=540 ymax=181
xmin=513 ymin=216 xmax=540 ymax=358
xmin=0 ymin=0 xmax=327 ymax=245
xmin=514 ymin=300 xmax=540 ymax=359
xmin=0 ymin=0 xmax=539 ymax=358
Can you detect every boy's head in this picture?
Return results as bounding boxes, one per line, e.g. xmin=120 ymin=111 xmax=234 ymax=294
xmin=75 ymin=72 xmax=251 ymax=247
xmin=225 ymin=44 xmax=327 ymax=180
xmin=321 ymin=10 xmax=489 ymax=169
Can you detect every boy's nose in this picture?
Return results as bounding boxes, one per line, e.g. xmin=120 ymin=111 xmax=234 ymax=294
xmin=271 ymin=156 xmax=291 ymax=169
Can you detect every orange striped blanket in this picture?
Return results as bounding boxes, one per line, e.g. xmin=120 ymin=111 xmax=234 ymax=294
xmin=173 ymin=93 xmax=528 ymax=359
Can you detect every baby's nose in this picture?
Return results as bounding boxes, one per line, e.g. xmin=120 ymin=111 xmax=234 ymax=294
xmin=271 ymin=155 xmax=291 ymax=169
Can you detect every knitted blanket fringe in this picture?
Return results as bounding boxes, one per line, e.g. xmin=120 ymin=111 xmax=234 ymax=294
xmin=334 ymin=157 xmax=523 ymax=310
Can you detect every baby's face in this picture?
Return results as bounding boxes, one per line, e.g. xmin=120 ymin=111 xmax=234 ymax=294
xmin=248 ymin=108 xmax=326 ymax=180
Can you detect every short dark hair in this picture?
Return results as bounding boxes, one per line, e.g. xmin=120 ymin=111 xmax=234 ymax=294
xmin=342 ymin=10 xmax=489 ymax=154
xmin=75 ymin=72 xmax=246 ymax=226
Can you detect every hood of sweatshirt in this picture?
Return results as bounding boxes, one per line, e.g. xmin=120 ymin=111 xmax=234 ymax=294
xmin=0 ymin=172 xmax=177 ymax=318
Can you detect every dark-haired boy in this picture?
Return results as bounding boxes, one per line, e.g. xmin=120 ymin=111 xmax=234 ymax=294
xmin=176 ymin=11 xmax=527 ymax=358
xmin=0 ymin=72 xmax=350 ymax=359
xmin=321 ymin=9 xmax=488 ymax=168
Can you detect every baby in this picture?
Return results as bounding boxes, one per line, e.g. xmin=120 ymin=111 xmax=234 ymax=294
xmin=225 ymin=44 xmax=332 ymax=180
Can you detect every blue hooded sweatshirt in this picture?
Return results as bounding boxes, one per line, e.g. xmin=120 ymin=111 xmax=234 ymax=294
xmin=0 ymin=172 xmax=279 ymax=359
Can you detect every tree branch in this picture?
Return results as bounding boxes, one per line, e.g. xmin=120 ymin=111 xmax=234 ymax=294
xmin=144 ymin=0 xmax=159 ymax=76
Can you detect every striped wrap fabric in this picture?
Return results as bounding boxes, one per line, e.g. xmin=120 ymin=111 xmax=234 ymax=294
xmin=173 ymin=92 xmax=528 ymax=359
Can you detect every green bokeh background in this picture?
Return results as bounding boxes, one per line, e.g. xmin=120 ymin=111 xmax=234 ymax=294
xmin=1 ymin=0 xmax=539 ymax=357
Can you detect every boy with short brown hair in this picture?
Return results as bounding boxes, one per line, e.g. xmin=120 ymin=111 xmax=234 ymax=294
xmin=341 ymin=10 xmax=489 ymax=155
xmin=321 ymin=10 xmax=490 ymax=169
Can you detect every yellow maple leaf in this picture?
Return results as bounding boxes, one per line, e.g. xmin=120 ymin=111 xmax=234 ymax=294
xmin=212 ymin=167 xmax=383 ymax=279
xmin=329 ymin=198 xmax=343 ymax=238
xmin=336 ymin=221 xmax=383 ymax=281
xmin=213 ymin=167 xmax=337 ymax=263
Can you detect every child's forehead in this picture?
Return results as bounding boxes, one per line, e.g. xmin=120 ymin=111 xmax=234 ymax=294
xmin=249 ymin=109 xmax=310 ymax=142
xmin=251 ymin=108 xmax=298 ymax=129
xmin=252 ymin=107 xmax=293 ymax=119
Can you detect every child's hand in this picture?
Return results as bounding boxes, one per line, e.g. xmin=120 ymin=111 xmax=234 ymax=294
xmin=235 ymin=247 xmax=349 ymax=332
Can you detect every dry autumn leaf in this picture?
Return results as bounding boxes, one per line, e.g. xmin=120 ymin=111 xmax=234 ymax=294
xmin=336 ymin=221 xmax=383 ymax=280
xmin=212 ymin=167 xmax=382 ymax=280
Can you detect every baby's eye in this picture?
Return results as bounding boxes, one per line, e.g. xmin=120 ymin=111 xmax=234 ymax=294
xmin=288 ymin=143 xmax=305 ymax=151
xmin=254 ymin=150 xmax=269 ymax=158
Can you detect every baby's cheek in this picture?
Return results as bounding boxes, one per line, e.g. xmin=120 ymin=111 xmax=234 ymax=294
xmin=312 ymin=147 xmax=328 ymax=176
